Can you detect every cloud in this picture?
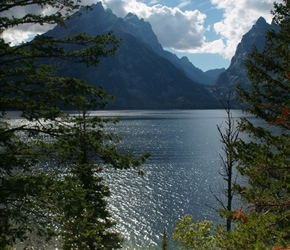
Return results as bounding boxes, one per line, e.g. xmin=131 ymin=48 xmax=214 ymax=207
xmin=147 ymin=0 xmax=160 ymax=5
xmin=2 ymin=24 xmax=53 ymax=45
xmin=147 ymin=6 xmax=206 ymax=49
xmin=102 ymin=0 xmax=207 ymax=50
xmin=177 ymin=1 xmax=191 ymax=9
xmin=179 ymin=39 xmax=226 ymax=54
xmin=209 ymin=0 xmax=279 ymax=58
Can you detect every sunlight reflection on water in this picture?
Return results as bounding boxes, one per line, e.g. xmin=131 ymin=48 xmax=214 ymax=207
xmin=97 ymin=110 xmax=249 ymax=249
xmin=6 ymin=109 xmax=252 ymax=249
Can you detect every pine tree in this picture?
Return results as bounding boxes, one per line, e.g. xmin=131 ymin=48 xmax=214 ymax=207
xmin=233 ymin=0 xmax=290 ymax=247
xmin=53 ymin=107 xmax=148 ymax=249
xmin=0 ymin=1 xmax=148 ymax=248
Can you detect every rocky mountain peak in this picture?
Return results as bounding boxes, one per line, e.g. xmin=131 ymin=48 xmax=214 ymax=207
xmin=123 ymin=12 xmax=162 ymax=52
xmin=230 ymin=17 xmax=271 ymax=68
xmin=212 ymin=16 xmax=276 ymax=107
xmin=256 ymin=16 xmax=267 ymax=27
xmin=124 ymin=12 xmax=140 ymax=22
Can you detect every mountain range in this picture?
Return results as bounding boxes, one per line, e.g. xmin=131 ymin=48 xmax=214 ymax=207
xmin=44 ymin=2 xmax=274 ymax=109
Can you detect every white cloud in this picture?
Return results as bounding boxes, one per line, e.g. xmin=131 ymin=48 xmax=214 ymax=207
xmin=147 ymin=0 xmax=160 ymax=5
xmin=179 ymin=39 xmax=226 ymax=54
xmin=209 ymin=0 xmax=280 ymax=58
xmin=177 ymin=1 xmax=191 ymax=9
xmin=2 ymin=24 xmax=53 ymax=45
xmin=147 ymin=6 xmax=206 ymax=49
xmin=102 ymin=0 xmax=207 ymax=50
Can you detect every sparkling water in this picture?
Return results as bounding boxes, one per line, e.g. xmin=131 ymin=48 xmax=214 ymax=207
xmin=95 ymin=110 xmax=249 ymax=249
xmin=6 ymin=109 xmax=253 ymax=249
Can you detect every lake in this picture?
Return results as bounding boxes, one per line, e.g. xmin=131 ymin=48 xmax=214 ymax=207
xmin=91 ymin=109 xmax=253 ymax=249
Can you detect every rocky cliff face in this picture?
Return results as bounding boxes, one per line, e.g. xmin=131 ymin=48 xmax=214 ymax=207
xmin=44 ymin=2 xmax=220 ymax=109
xmin=211 ymin=17 xmax=277 ymax=106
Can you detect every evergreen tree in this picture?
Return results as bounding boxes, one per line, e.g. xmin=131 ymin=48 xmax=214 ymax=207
xmin=0 ymin=1 xmax=148 ymax=248
xmin=233 ymin=0 xmax=290 ymax=247
xmin=53 ymin=107 xmax=148 ymax=249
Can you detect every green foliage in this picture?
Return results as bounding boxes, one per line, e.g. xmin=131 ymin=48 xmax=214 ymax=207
xmin=237 ymin=0 xmax=290 ymax=127
xmin=233 ymin=0 xmax=290 ymax=247
xmin=55 ymin=168 xmax=123 ymax=250
xmin=52 ymin=109 xmax=148 ymax=249
xmin=0 ymin=1 xmax=148 ymax=249
xmin=172 ymin=215 xmax=217 ymax=250
xmin=215 ymin=212 xmax=290 ymax=250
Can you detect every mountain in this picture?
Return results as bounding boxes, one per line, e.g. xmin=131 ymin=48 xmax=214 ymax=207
xmin=123 ymin=12 xmax=225 ymax=85
xmin=211 ymin=17 xmax=277 ymax=106
xmin=44 ymin=2 xmax=221 ymax=109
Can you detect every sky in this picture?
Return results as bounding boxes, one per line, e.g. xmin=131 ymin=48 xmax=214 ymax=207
xmin=2 ymin=0 xmax=281 ymax=71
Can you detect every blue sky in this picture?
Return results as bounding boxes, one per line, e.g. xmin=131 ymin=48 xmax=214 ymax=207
xmin=2 ymin=0 xmax=280 ymax=71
